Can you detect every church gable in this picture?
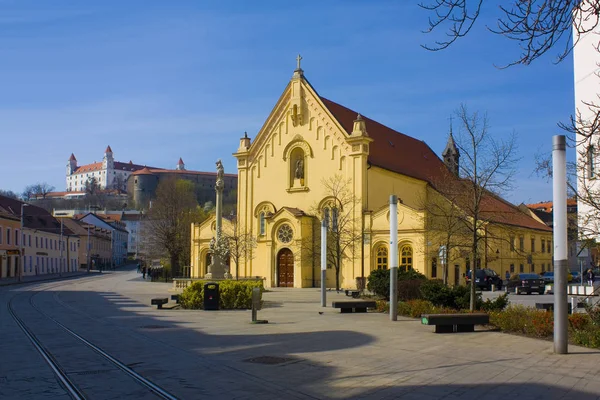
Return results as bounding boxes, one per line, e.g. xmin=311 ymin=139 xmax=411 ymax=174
xmin=370 ymin=202 xmax=425 ymax=233
xmin=236 ymin=70 xmax=357 ymax=206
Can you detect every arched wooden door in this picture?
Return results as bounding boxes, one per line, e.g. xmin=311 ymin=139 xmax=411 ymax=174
xmin=277 ymin=248 xmax=294 ymax=287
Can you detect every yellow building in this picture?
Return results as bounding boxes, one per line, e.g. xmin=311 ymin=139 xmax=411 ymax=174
xmin=191 ymin=62 xmax=552 ymax=288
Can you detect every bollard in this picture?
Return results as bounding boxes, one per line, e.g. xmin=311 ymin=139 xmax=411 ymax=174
xmin=491 ymin=284 xmax=496 ymax=292
xmin=251 ymin=287 xmax=268 ymax=324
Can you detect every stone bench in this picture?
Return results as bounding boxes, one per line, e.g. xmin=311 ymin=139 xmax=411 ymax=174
xmin=332 ymin=300 xmax=376 ymax=313
xmin=421 ymin=313 xmax=489 ymax=333
xmin=171 ymin=294 xmax=180 ymax=304
xmin=151 ymin=297 xmax=168 ymax=309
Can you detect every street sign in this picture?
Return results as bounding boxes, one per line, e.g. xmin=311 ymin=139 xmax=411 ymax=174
xmin=438 ymin=245 xmax=447 ymax=265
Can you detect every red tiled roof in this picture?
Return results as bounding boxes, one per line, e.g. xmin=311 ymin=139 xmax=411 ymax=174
xmin=0 ymin=195 xmax=76 ymax=235
xmin=178 ymin=157 xmax=184 ymax=165
xmin=526 ymin=199 xmax=577 ymax=213
xmin=320 ymin=97 xmax=454 ymax=184
xmin=73 ymin=161 xmax=160 ymax=174
xmin=105 ymin=145 xmax=112 ymax=153
xmin=69 ymin=153 xmax=76 ymax=161
xmin=319 ymin=97 xmax=551 ymax=232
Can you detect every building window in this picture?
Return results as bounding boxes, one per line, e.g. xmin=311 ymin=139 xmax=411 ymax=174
xmin=376 ymin=245 xmax=388 ymax=270
xmin=541 ymin=239 xmax=545 ymax=253
xmin=400 ymin=245 xmax=413 ymax=270
xmin=277 ymin=224 xmax=293 ymax=244
xmin=259 ymin=212 xmax=266 ymax=236
xmin=510 ymin=236 xmax=515 ymax=252
xmin=510 ymin=264 xmax=515 ymax=273
xmin=36 ymin=237 xmax=38 ymax=248
xmin=15 ymin=229 xmax=19 ymax=246
xmin=531 ymin=264 xmax=535 ymax=272
xmin=29 ymin=256 xmax=32 ymax=272
xmin=519 ymin=236 xmax=524 ymax=252
xmin=0 ymin=227 xmax=2 ymax=244
xmin=531 ymin=238 xmax=535 ymax=252
xmin=331 ymin=207 xmax=339 ymax=232
xmin=6 ymin=228 xmax=10 ymax=245
xmin=431 ymin=257 xmax=437 ymax=278
xmin=519 ymin=264 xmax=524 ymax=273
xmin=50 ymin=240 xmax=53 ymax=250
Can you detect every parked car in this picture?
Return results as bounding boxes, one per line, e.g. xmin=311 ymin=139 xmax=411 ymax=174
xmin=542 ymin=271 xmax=554 ymax=283
xmin=466 ymin=269 xmax=503 ymax=291
xmin=507 ymin=273 xmax=545 ymax=295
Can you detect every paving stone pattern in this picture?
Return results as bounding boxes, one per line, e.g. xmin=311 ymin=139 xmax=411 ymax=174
xmin=1 ymin=267 xmax=600 ymax=399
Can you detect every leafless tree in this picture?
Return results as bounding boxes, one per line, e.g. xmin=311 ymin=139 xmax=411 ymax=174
xmin=84 ymin=177 xmax=100 ymax=196
xmin=420 ymin=0 xmax=599 ymax=66
xmin=440 ymin=105 xmax=519 ymax=310
xmin=0 ymin=189 xmax=20 ymax=200
xmin=299 ymin=175 xmax=363 ymax=291
xmin=22 ymin=182 xmax=55 ymax=200
xmin=144 ymin=178 xmax=207 ymax=277
xmin=421 ymin=185 xmax=472 ymax=284
xmin=221 ymin=216 xmax=257 ymax=279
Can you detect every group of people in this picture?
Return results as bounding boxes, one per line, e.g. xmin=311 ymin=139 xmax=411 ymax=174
xmin=137 ymin=263 xmax=164 ymax=282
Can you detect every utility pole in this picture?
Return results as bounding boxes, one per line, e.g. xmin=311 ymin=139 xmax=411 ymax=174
xmin=390 ymin=195 xmax=398 ymax=321
xmin=86 ymin=224 xmax=91 ymax=273
xmin=321 ymin=219 xmax=327 ymax=307
xmin=553 ymin=135 xmax=568 ymax=354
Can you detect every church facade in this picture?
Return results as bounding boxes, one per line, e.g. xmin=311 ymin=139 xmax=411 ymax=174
xmin=191 ymin=62 xmax=552 ymax=289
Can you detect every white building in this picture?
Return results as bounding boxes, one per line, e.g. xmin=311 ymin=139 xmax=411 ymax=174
xmin=66 ymin=146 xmax=159 ymax=192
xmin=78 ymin=213 xmax=129 ymax=266
xmin=574 ymin=6 xmax=600 ymax=243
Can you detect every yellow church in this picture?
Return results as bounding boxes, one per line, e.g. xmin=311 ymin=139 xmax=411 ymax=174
xmin=190 ymin=60 xmax=552 ymax=289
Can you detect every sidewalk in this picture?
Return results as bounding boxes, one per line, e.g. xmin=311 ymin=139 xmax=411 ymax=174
xmin=0 ymin=270 xmax=94 ymax=287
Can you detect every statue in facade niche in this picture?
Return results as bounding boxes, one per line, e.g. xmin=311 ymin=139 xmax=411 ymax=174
xmin=295 ymin=158 xmax=304 ymax=180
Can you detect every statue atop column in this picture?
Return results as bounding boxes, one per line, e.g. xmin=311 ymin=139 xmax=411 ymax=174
xmin=205 ymin=159 xmax=232 ymax=279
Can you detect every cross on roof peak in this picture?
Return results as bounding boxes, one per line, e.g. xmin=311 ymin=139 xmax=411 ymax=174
xmin=296 ymin=54 xmax=302 ymax=70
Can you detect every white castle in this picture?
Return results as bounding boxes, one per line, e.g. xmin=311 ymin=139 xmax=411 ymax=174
xmin=65 ymin=146 xmax=185 ymax=192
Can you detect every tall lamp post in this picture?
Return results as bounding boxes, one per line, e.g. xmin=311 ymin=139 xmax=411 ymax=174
xmin=54 ymin=212 xmax=68 ymax=277
xmin=19 ymin=203 xmax=29 ymax=283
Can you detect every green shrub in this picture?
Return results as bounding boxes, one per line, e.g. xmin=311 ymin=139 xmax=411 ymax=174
xmin=397 ymin=299 xmax=437 ymax=318
xmin=489 ymin=305 xmax=553 ymax=338
xmin=481 ymin=293 xmax=509 ymax=312
xmin=572 ymin=327 xmax=600 ymax=348
xmin=367 ymin=268 xmax=427 ymax=300
xmin=179 ymin=279 xmax=264 ymax=309
xmin=420 ymin=279 xmax=454 ymax=307
xmin=569 ymin=313 xmax=591 ymax=331
xmin=585 ymin=304 xmax=600 ymax=326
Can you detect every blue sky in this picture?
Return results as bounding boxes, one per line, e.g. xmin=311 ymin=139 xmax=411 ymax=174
xmin=0 ymin=1 xmax=574 ymax=204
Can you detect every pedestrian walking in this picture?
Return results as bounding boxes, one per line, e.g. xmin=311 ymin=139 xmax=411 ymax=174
xmin=587 ymin=269 xmax=595 ymax=287
xmin=142 ymin=266 xmax=146 ymax=279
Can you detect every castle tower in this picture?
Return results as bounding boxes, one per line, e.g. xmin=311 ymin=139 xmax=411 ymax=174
xmin=176 ymin=157 xmax=186 ymax=171
xmin=67 ymin=153 xmax=77 ymax=175
xmin=442 ymin=127 xmax=460 ymax=176
xmin=102 ymin=145 xmax=114 ymax=170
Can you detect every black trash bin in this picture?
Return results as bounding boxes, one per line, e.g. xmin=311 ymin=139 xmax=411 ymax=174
xmin=204 ymin=282 xmax=220 ymax=310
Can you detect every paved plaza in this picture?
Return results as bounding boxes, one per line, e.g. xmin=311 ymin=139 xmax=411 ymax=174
xmin=2 ymin=267 xmax=600 ymax=399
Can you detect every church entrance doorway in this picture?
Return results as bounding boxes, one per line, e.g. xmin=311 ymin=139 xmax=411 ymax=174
xmin=277 ymin=248 xmax=294 ymax=287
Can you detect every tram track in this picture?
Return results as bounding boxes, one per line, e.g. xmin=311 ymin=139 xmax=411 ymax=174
xmin=6 ymin=276 xmax=180 ymax=400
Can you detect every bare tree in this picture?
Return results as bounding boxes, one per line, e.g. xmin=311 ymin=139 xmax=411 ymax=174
xmin=221 ymin=216 xmax=257 ymax=279
xmin=22 ymin=182 xmax=55 ymax=200
xmin=442 ymin=105 xmax=519 ymax=310
xmin=84 ymin=177 xmax=100 ymax=196
xmin=112 ymin=174 xmax=127 ymax=192
xmin=0 ymin=189 xmax=20 ymax=200
xmin=144 ymin=178 xmax=207 ymax=278
xmin=422 ymin=185 xmax=472 ymax=284
xmin=299 ymin=175 xmax=363 ymax=291
xmin=420 ymin=0 xmax=599 ymax=66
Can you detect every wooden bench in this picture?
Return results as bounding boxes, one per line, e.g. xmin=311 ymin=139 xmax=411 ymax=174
xmin=332 ymin=300 xmax=376 ymax=313
xmin=151 ymin=297 xmax=168 ymax=309
xmin=421 ymin=313 xmax=489 ymax=333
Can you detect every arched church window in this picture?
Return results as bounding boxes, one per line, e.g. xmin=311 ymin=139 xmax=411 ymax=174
xmin=376 ymin=245 xmax=388 ymax=270
xmin=259 ymin=212 xmax=266 ymax=236
xmin=400 ymin=245 xmax=413 ymax=271
xmin=277 ymin=224 xmax=293 ymax=244
xmin=331 ymin=207 xmax=339 ymax=232
xmin=323 ymin=208 xmax=330 ymax=229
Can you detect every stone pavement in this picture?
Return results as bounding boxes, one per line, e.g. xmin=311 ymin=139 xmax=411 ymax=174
xmin=2 ymin=267 xmax=600 ymax=399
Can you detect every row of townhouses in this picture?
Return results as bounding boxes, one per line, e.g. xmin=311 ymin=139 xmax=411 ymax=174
xmin=0 ymin=195 xmax=130 ymax=279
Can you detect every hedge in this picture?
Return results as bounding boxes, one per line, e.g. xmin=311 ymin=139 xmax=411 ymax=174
xmin=179 ymin=280 xmax=264 ymax=310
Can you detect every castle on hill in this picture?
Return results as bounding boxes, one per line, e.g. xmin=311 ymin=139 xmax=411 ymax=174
xmin=65 ymin=146 xmax=237 ymax=208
